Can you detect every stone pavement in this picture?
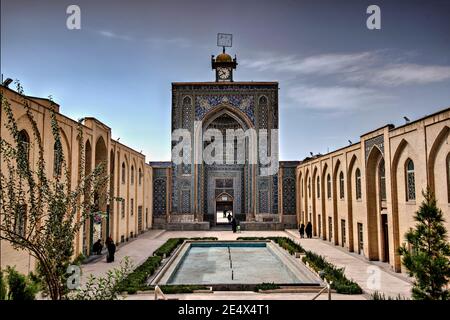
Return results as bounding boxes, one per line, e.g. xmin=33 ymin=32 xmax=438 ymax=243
xmin=80 ymin=229 xmax=412 ymax=299
xmin=284 ymin=229 xmax=413 ymax=299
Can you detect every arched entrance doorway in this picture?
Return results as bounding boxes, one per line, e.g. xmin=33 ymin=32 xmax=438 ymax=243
xmin=215 ymin=192 xmax=234 ymax=225
xmin=200 ymin=106 xmax=254 ymax=224
xmin=92 ymin=136 xmax=108 ymax=253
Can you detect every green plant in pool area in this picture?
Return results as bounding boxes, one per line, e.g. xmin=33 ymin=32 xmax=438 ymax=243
xmin=370 ymin=291 xmax=408 ymax=300
xmin=254 ymin=282 xmax=280 ymax=292
xmin=302 ymin=251 xmax=362 ymax=294
xmin=189 ymin=237 xmax=218 ymax=241
xmin=153 ymin=238 xmax=186 ymax=258
xmin=118 ymin=255 xmax=162 ymax=294
xmin=157 ymin=285 xmax=209 ymax=294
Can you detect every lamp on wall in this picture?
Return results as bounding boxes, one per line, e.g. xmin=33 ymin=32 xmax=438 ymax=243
xmin=2 ymin=78 xmax=13 ymax=88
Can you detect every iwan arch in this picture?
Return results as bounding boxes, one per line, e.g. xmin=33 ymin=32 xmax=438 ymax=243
xmin=297 ymin=110 xmax=450 ymax=272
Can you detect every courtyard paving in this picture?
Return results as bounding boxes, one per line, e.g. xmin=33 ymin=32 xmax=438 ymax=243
xmin=80 ymin=229 xmax=413 ymax=300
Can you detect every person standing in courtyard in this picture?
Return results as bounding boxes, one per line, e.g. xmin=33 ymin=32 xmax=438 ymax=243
xmin=299 ymin=223 xmax=305 ymax=238
xmin=306 ymin=221 xmax=313 ymax=238
xmin=231 ymin=217 xmax=237 ymax=233
xmin=93 ymin=239 xmax=103 ymax=255
xmin=227 ymin=212 xmax=232 ymax=223
xmin=106 ymin=236 xmax=116 ymax=263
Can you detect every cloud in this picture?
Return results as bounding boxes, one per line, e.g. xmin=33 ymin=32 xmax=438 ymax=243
xmin=287 ymin=85 xmax=389 ymax=112
xmin=243 ymin=51 xmax=450 ymax=87
xmin=95 ymin=30 xmax=192 ymax=48
xmin=97 ymin=30 xmax=132 ymax=41
xmin=145 ymin=37 xmax=192 ymax=48
xmin=370 ymin=64 xmax=450 ymax=86
xmin=242 ymin=52 xmax=376 ymax=75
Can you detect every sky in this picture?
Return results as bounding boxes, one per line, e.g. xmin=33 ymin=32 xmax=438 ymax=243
xmin=1 ymin=0 xmax=450 ymax=161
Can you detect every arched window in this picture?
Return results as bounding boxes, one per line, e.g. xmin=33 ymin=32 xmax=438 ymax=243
xmin=317 ymin=176 xmax=320 ymax=198
xmin=327 ymin=174 xmax=331 ymax=199
xmin=131 ymin=165 xmax=134 ymax=184
xmin=53 ymin=141 xmax=63 ymax=176
xmin=18 ymin=130 xmax=30 ymax=163
xmin=121 ymin=162 xmax=126 ymax=184
xmin=139 ymin=168 xmax=142 ymax=185
xmin=301 ymin=179 xmax=304 ymax=197
xmin=308 ymin=177 xmax=311 ymax=198
xmin=355 ymin=168 xmax=362 ymax=200
xmin=339 ymin=172 xmax=344 ymax=199
xmin=259 ymin=96 xmax=268 ymax=105
xmin=406 ymin=159 xmax=416 ymax=201
xmin=379 ymin=159 xmax=386 ymax=201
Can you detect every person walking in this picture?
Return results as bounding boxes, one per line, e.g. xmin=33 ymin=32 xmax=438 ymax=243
xmin=299 ymin=223 xmax=305 ymax=239
xmin=306 ymin=221 xmax=313 ymax=239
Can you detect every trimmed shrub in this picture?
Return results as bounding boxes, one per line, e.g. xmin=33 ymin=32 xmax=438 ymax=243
xmin=6 ymin=267 xmax=38 ymax=300
xmin=158 ymin=285 xmax=209 ymax=294
xmin=189 ymin=237 xmax=218 ymax=241
xmin=118 ymin=256 xmax=162 ymax=294
xmin=302 ymin=251 xmax=362 ymax=294
xmin=371 ymin=291 xmax=408 ymax=300
xmin=153 ymin=238 xmax=186 ymax=258
xmin=0 ymin=270 xmax=7 ymax=300
xmin=254 ymin=282 xmax=280 ymax=292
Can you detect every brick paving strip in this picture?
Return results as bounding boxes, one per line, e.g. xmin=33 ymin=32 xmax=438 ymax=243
xmin=80 ymin=229 xmax=413 ymax=299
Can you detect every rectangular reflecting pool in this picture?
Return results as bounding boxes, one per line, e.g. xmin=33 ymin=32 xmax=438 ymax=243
xmin=151 ymin=241 xmax=322 ymax=286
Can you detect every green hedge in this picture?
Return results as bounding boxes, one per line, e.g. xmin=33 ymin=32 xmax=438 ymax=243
xmin=236 ymin=237 xmax=305 ymax=254
xmin=118 ymin=256 xmax=162 ymax=294
xmin=158 ymin=285 xmax=209 ymax=294
xmin=302 ymin=251 xmax=362 ymax=294
xmin=370 ymin=291 xmax=408 ymax=300
xmin=153 ymin=238 xmax=186 ymax=258
xmin=254 ymin=282 xmax=280 ymax=292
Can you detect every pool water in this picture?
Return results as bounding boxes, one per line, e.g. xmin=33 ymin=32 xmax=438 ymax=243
xmin=166 ymin=242 xmax=319 ymax=285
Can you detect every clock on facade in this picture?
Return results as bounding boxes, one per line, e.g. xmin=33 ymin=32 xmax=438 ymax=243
xmin=217 ymin=67 xmax=231 ymax=81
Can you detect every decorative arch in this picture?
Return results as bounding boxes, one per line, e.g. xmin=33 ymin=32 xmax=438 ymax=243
xmin=297 ymin=170 xmax=303 ymax=224
xmin=18 ymin=129 xmax=31 ymax=162
xmin=346 ymin=154 xmax=358 ymax=252
xmin=390 ymin=138 xmax=409 ymax=271
xmin=304 ymin=168 xmax=311 ymax=223
xmin=54 ymin=128 xmax=71 ymax=177
xmin=320 ymin=162 xmax=329 ymax=240
xmin=428 ymin=126 xmax=450 ymax=192
xmin=202 ymin=104 xmax=254 ymax=131
xmin=365 ymin=145 xmax=384 ymax=260
xmin=331 ymin=159 xmax=342 ymax=245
